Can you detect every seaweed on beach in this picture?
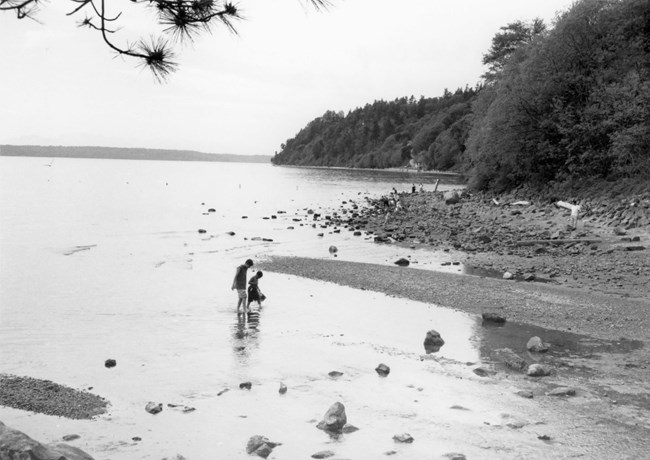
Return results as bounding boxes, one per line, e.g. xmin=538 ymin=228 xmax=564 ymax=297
xmin=0 ymin=374 xmax=108 ymax=419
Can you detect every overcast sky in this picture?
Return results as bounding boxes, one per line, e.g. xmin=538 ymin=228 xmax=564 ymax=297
xmin=1 ymin=0 xmax=576 ymax=156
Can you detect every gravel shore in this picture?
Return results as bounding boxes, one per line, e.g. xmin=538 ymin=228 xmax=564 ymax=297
xmin=260 ymin=256 xmax=650 ymax=343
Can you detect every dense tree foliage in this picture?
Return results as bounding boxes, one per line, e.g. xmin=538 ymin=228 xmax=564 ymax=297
xmin=272 ymin=88 xmax=478 ymax=170
xmin=274 ymin=0 xmax=650 ymax=192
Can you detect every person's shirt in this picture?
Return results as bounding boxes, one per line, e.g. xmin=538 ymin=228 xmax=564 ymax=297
xmin=249 ymin=276 xmax=259 ymax=288
xmin=234 ymin=265 xmax=248 ymax=289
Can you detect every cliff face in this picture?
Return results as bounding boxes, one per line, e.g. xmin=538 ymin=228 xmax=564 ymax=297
xmin=0 ymin=145 xmax=270 ymax=164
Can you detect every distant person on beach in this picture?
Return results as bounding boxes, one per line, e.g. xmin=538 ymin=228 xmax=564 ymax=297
xmin=232 ymin=259 xmax=254 ymax=314
xmin=247 ymin=271 xmax=265 ymax=311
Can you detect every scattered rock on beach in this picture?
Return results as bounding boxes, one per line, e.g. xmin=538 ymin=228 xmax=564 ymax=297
xmin=246 ymin=435 xmax=281 ymax=458
xmin=547 ymin=387 xmax=577 ymax=397
xmin=473 ymin=367 xmax=495 ymax=377
xmin=316 ymin=402 xmax=347 ymax=433
xmin=279 ymin=383 xmax=287 ymax=394
xmin=104 ymin=359 xmax=116 ymax=368
xmin=424 ymin=329 xmax=445 ymax=353
xmin=482 ymin=312 xmax=507 ymax=324
xmin=375 ymin=363 xmax=390 ymax=377
xmin=516 ymin=390 xmax=534 ymax=399
xmin=527 ymin=336 xmax=550 ymax=353
xmin=311 ymin=450 xmax=335 ymax=459
xmin=198 ymin=229 xmax=207 ymax=234
xmin=393 ymin=433 xmax=414 ymax=443
xmin=0 ymin=422 xmax=95 ymax=460
xmin=328 ymin=371 xmax=343 ymax=378
xmin=443 ymin=453 xmax=467 ymax=460
xmin=394 ymin=257 xmax=410 ymax=266
xmin=503 ymin=271 xmax=514 ymax=280
xmin=62 ymin=434 xmax=80 ymax=442
xmin=145 ymin=402 xmax=163 ymax=414
xmin=495 ymin=348 xmax=528 ymax=372
xmin=239 ymin=382 xmax=252 ymax=390
xmin=329 ymin=245 xmax=338 ymax=253
xmin=527 ymin=363 xmax=552 ymax=377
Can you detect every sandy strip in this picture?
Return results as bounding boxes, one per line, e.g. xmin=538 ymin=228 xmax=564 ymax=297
xmin=260 ymin=256 xmax=650 ymax=343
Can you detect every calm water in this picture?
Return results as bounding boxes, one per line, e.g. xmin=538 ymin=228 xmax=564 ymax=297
xmin=0 ymin=156 xmax=606 ymax=459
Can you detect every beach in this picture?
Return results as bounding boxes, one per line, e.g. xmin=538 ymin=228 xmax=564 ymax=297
xmin=1 ymin=158 xmax=649 ymax=459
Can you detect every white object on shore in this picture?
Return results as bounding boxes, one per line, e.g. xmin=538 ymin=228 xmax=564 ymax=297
xmin=556 ymin=201 xmax=581 ymax=228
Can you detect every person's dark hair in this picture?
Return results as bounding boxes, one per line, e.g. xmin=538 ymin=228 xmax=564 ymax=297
xmin=245 ymin=259 xmax=254 ymax=267
xmin=256 ymin=271 xmax=263 ymax=278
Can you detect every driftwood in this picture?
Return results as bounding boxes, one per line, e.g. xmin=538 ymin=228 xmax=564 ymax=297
xmin=516 ymin=238 xmax=601 ymax=246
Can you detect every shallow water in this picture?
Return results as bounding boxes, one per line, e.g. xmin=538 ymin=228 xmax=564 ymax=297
xmin=0 ymin=157 xmax=642 ymax=459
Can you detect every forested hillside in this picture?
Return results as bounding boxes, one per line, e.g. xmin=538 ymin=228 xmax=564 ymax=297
xmin=272 ymin=0 xmax=650 ymax=192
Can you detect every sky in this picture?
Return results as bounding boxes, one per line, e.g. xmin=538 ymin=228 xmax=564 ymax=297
xmin=0 ymin=0 xmax=577 ymax=156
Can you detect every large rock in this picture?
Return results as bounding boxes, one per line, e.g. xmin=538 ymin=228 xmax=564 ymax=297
xmin=145 ymin=402 xmax=163 ymax=414
xmin=316 ymin=402 xmax=347 ymax=433
xmin=527 ymin=336 xmax=550 ymax=353
xmin=246 ymin=435 xmax=280 ymax=458
xmin=423 ymin=329 xmax=445 ymax=353
xmin=394 ymin=258 xmax=410 ymax=266
xmin=0 ymin=421 xmax=95 ymax=460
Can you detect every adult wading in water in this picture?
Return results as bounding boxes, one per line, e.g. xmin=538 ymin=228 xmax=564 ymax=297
xmin=232 ymin=259 xmax=254 ymax=315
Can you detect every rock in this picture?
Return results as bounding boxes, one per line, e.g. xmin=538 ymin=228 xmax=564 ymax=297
xmin=473 ymin=367 xmax=495 ymax=377
xmin=527 ymin=336 xmax=550 ymax=353
xmin=503 ymin=271 xmax=514 ymax=280
xmin=104 ymin=359 xmax=117 ymax=368
xmin=145 ymin=402 xmax=163 ymax=414
xmin=316 ymin=402 xmax=347 ymax=433
xmin=444 ymin=191 xmax=460 ymax=205
xmin=0 ymin=421 xmax=95 ymax=460
xmin=515 ymin=390 xmax=534 ymax=399
xmin=246 ymin=435 xmax=280 ymax=458
xmin=526 ymin=363 xmax=552 ymax=377
xmin=625 ymin=245 xmax=646 ymax=251
xmin=226 ymin=231 xmax=235 ymax=236
xmin=478 ymin=235 xmax=492 ymax=244
xmin=614 ymin=227 xmax=627 ymax=235
xmin=394 ymin=257 xmax=410 ymax=266
xmin=62 ymin=434 xmax=81 ymax=442
xmin=279 ymin=383 xmax=287 ymax=394
xmin=538 ymin=434 xmax=551 ymax=441
xmin=495 ymin=349 xmax=528 ymax=372
xmin=547 ymin=387 xmax=576 ymax=397
xmin=328 ymin=371 xmax=343 ymax=378
xmin=341 ymin=424 xmax=359 ymax=433
xmin=393 ymin=433 xmax=414 ymax=443
xmin=207 ymin=208 xmax=215 ymax=212
xmin=443 ymin=454 xmax=467 ymax=460
xmin=328 ymin=245 xmax=338 ymax=253
xmin=239 ymin=381 xmax=252 ymax=390
xmin=423 ymin=329 xmax=445 ymax=353
xmin=162 ymin=456 xmax=187 ymax=460
xmin=375 ymin=363 xmax=390 ymax=377
xmin=198 ymin=229 xmax=207 ymax=233
xmin=482 ymin=312 xmax=506 ymax=323
xmin=523 ymin=273 xmax=536 ymax=281
xmin=311 ymin=450 xmax=335 ymax=459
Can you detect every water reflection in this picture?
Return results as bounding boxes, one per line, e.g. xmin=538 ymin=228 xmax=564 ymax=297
xmin=231 ymin=309 xmax=261 ymax=366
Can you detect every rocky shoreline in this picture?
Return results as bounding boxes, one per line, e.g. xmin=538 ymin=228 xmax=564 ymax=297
xmin=303 ymin=187 xmax=650 ymax=300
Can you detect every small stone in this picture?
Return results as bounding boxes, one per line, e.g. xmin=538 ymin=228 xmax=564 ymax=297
xmin=316 ymin=402 xmax=347 ymax=433
xmin=279 ymin=383 xmax=288 ymax=394
xmin=393 ymin=433 xmax=414 ymax=443
xmin=311 ymin=451 xmax=335 ymax=459
xmin=527 ymin=336 xmax=550 ymax=353
xmin=341 ymin=424 xmax=359 ymax=433
xmin=503 ymin=271 xmax=514 ymax=280
xmin=482 ymin=312 xmax=506 ymax=323
xmin=515 ymin=390 xmax=534 ymax=399
xmin=538 ymin=434 xmax=551 ymax=441
xmin=394 ymin=257 xmax=410 ymax=266
xmin=329 ymin=245 xmax=338 ymax=253
xmin=523 ymin=273 xmax=536 ymax=281
xmin=547 ymin=387 xmax=576 ymax=397
xmin=198 ymin=229 xmax=207 ymax=233
xmin=443 ymin=454 xmax=467 ymax=460
xmin=526 ymin=363 xmax=552 ymax=377
xmin=104 ymin=359 xmax=117 ymax=368
xmin=375 ymin=363 xmax=390 ymax=377
xmin=62 ymin=434 xmax=80 ymax=442
xmin=473 ymin=367 xmax=494 ymax=377
xmin=239 ymin=382 xmax=252 ymax=390
xmin=423 ymin=329 xmax=445 ymax=353
xmin=145 ymin=402 xmax=163 ymax=414
xmin=328 ymin=371 xmax=343 ymax=378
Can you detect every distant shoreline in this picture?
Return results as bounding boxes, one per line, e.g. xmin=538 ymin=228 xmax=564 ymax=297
xmin=0 ymin=145 xmax=271 ymax=164
xmin=273 ymin=163 xmax=465 ymax=178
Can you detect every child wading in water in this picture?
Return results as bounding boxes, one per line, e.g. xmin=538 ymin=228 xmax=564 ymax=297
xmin=247 ymin=271 xmax=264 ymax=311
